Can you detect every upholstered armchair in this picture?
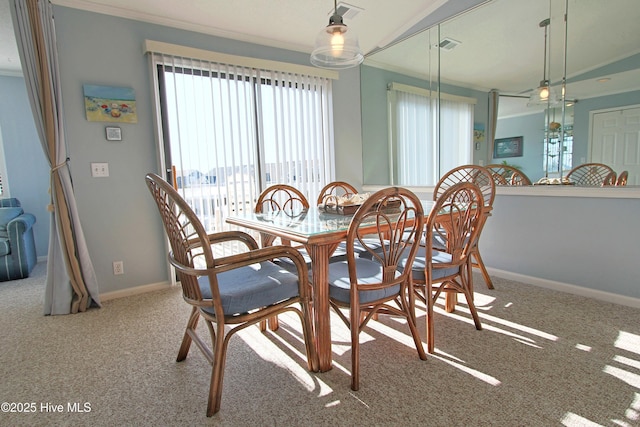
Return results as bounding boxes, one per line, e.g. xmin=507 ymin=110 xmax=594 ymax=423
xmin=0 ymin=198 xmax=37 ymax=281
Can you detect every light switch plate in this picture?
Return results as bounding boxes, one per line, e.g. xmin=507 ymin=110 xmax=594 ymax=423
xmin=91 ymin=162 xmax=109 ymax=177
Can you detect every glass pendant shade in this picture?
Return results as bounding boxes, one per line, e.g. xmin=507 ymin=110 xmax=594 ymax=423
xmin=310 ymin=13 xmax=364 ymax=69
xmin=527 ymin=79 xmax=560 ymax=107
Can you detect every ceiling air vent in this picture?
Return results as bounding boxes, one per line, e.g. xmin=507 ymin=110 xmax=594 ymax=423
xmin=438 ymin=37 xmax=461 ymax=51
xmin=334 ymin=2 xmax=364 ymax=20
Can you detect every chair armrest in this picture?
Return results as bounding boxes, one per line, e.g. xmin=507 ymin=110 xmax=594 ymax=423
xmin=170 ymin=245 xmax=308 ymax=282
xmin=7 ymin=213 xmax=36 ymax=236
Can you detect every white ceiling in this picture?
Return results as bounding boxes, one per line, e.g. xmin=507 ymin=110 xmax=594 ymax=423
xmin=1 ymin=0 xmax=639 ymax=118
xmin=0 ymin=0 xmax=478 ymax=74
xmin=368 ymin=0 xmax=640 ymax=117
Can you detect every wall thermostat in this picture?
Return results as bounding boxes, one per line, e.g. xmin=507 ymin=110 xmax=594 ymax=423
xmin=105 ymin=126 xmax=122 ymax=141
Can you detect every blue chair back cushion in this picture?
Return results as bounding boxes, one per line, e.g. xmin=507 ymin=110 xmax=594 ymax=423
xmin=0 ymin=207 xmax=24 ymax=238
xmin=0 ymin=198 xmax=21 ymax=208
xmin=199 ymin=261 xmax=300 ymax=316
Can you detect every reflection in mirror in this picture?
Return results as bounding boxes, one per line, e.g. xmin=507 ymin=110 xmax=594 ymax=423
xmin=361 ymin=0 xmax=640 ymax=186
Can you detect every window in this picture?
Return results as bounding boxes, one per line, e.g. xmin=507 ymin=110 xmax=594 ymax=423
xmin=388 ymin=83 xmax=474 ymax=186
xmin=543 ymin=125 xmax=573 ymax=176
xmin=147 ymin=42 xmax=336 ymax=235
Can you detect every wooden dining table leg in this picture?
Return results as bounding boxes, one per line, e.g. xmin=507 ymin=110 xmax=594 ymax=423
xmin=445 ymin=293 xmax=457 ymax=312
xmin=307 ymin=243 xmax=333 ymax=372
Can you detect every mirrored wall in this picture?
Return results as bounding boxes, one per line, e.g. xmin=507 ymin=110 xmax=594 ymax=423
xmin=361 ymin=0 xmax=640 ymax=185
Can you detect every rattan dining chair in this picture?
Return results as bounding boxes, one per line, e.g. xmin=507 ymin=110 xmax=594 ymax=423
xmin=255 ymin=184 xmax=309 ymax=216
xmin=145 ymin=173 xmax=317 ymax=416
xmin=408 ymin=181 xmax=484 ymax=353
xmin=603 ymin=170 xmax=618 ymax=186
xmin=485 ymin=164 xmax=532 ymax=186
xmin=317 ymin=181 xmax=360 ymax=261
xmin=327 ymin=187 xmax=427 ymax=391
xmin=616 ymin=170 xmax=629 ymax=186
xmin=254 ymin=184 xmax=310 ymax=250
xmin=566 ymin=163 xmax=616 ymax=186
xmin=254 ymin=184 xmax=311 ymax=330
xmin=317 ymin=181 xmax=358 ymax=206
xmin=433 ymin=165 xmax=496 ymax=290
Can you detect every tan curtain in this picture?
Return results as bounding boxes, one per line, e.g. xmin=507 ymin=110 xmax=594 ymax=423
xmin=11 ymin=0 xmax=100 ymax=314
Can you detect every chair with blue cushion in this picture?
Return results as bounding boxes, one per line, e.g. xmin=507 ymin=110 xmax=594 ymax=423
xmin=616 ymin=170 xmax=628 ymax=186
xmin=485 ymin=164 xmax=531 ymax=186
xmin=0 ymin=198 xmax=37 ymax=281
xmin=316 ymin=181 xmax=358 ymax=206
xmin=317 ymin=181 xmax=359 ymax=261
xmin=408 ymin=182 xmax=484 ymax=353
xmin=566 ymin=162 xmax=616 ymax=187
xmin=254 ymin=184 xmax=312 ymax=330
xmin=145 ymin=173 xmax=317 ymax=417
xmin=327 ymin=186 xmax=427 ymax=391
xmin=433 ymin=165 xmax=496 ymax=290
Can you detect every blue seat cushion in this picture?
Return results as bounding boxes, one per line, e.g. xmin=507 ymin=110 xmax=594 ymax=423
xmin=0 ymin=238 xmax=9 ymax=257
xmin=328 ymin=259 xmax=401 ymax=304
xmin=403 ymin=246 xmax=460 ymax=282
xmin=199 ymin=261 xmax=301 ymax=316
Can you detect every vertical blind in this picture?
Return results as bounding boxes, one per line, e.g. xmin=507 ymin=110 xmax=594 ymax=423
xmin=388 ymin=82 xmax=475 ymax=186
xmin=147 ymin=43 xmax=335 ymax=235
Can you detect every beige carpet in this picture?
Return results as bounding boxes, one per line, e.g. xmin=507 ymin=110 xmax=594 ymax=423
xmin=1 ymin=262 xmax=639 ymax=426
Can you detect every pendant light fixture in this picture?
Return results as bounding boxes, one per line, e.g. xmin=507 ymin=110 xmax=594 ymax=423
xmin=527 ymin=18 xmax=559 ymax=107
xmin=310 ymin=0 xmax=364 ymax=69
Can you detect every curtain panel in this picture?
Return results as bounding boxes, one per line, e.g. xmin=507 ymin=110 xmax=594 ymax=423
xmin=388 ymin=82 xmax=475 ymax=186
xmin=11 ymin=0 xmax=100 ymax=315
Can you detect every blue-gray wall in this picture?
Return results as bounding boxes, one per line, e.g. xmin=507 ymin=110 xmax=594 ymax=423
xmin=495 ymin=89 xmax=640 ymax=183
xmin=495 ymin=111 xmax=545 ymax=182
xmin=0 ymin=75 xmax=50 ymax=258
xmin=0 ymin=5 xmax=361 ymax=295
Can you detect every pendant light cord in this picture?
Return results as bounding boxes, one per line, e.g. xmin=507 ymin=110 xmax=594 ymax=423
xmin=540 ymin=18 xmax=550 ymax=84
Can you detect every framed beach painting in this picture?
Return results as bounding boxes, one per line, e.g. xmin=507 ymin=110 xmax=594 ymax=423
xmin=493 ymin=136 xmax=523 ymax=158
xmin=83 ymin=85 xmax=138 ymax=123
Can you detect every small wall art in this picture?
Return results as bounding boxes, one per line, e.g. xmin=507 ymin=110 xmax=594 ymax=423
xmin=83 ymin=84 xmax=138 ymax=123
xmin=473 ymin=123 xmax=485 ymax=150
xmin=493 ymin=136 xmax=523 ymax=158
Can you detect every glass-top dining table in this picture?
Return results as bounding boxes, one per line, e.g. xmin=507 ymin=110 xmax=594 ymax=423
xmin=226 ymin=203 xmax=438 ymax=372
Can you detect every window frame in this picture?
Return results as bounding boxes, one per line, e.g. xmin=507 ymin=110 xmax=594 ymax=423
xmin=147 ymin=43 xmax=336 ymax=233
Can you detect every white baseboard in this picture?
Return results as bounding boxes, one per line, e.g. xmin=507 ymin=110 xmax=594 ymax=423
xmin=99 ymin=281 xmax=174 ymax=302
xmin=97 ymin=269 xmax=640 ymax=309
xmin=487 ymin=267 xmax=640 ymax=309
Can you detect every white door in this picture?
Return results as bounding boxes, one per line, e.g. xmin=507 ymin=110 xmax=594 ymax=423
xmin=591 ymin=106 xmax=640 ymax=185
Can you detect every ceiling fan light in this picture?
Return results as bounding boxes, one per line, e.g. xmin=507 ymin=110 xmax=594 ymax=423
xmin=539 ymin=86 xmax=550 ymax=100
xmin=527 ymin=80 xmax=560 ymax=107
